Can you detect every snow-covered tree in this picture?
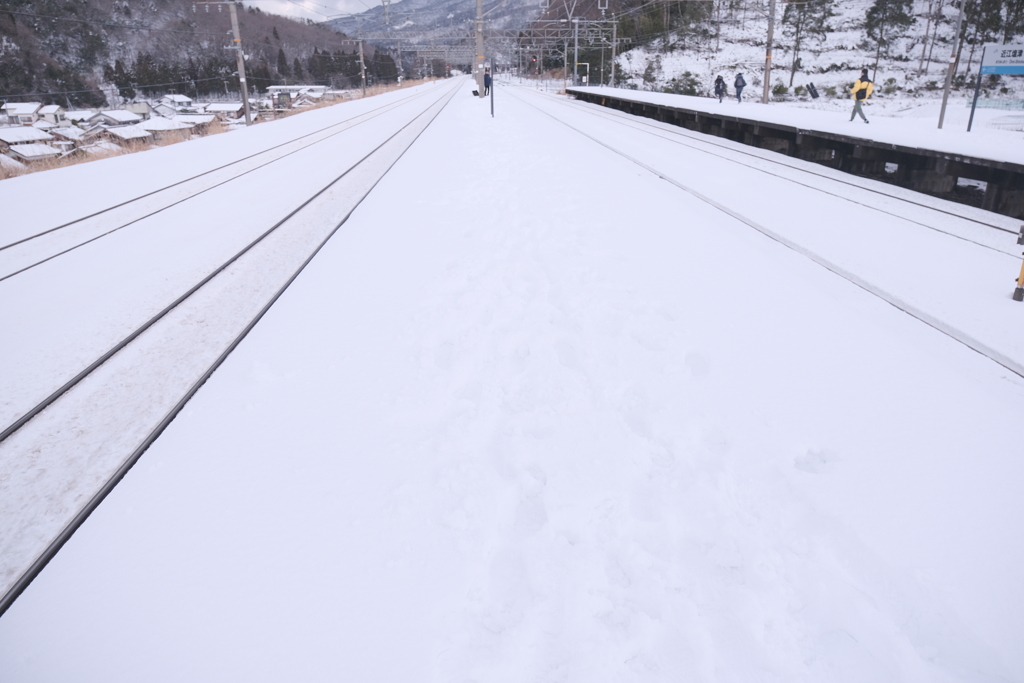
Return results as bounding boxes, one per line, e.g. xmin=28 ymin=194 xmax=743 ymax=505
xmin=781 ymin=0 xmax=834 ymax=86
xmin=865 ymin=0 xmax=916 ymax=81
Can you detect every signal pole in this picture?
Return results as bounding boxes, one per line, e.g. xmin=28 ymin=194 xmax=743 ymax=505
xmin=573 ymin=18 xmax=579 ymax=86
xmin=761 ymin=0 xmax=776 ymax=104
xmin=610 ymin=18 xmax=617 ymax=87
xmin=358 ymin=27 xmax=367 ymax=97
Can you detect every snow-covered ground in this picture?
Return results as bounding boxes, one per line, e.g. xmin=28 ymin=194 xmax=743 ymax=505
xmin=1 ymin=83 xmax=1022 ymax=682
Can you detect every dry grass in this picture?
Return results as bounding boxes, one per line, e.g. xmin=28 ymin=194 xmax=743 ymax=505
xmin=0 ymin=78 xmax=443 ymax=182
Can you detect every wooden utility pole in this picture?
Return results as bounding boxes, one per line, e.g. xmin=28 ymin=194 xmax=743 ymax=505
xmin=194 ymin=2 xmax=251 ymax=125
xmin=761 ymin=0 xmax=776 ymax=104
xmin=610 ymin=18 xmax=617 ymax=86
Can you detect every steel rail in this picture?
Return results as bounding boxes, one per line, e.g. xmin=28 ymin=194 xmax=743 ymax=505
xmin=0 ymin=81 xmax=459 ymax=447
xmin=0 ymin=86 xmax=437 ymax=254
xmin=510 ymin=87 xmax=1024 ymax=381
xmin=0 ymin=78 xmax=463 ymax=618
xmin=551 ymin=90 xmax=1017 ymax=238
xmin=0 ymin=87 xmax=438 ymax=283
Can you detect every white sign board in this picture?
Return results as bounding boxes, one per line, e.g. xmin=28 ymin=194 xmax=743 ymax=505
xmin=980 ymin=44 xmax=1024 ymax=75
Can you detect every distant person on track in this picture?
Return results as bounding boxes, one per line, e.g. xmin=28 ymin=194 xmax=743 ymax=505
xmin=734 ymin=73 xmax=746 ymax=103
xmin=484 ymin=68 xmax=492 ymax=96
xmin=850 ymin=68 xmax=873 ymax=123
xmin=714 ymin=75 xmax=726 ymax=103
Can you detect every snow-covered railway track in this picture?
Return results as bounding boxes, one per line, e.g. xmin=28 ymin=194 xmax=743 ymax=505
xmin=0 ymin=78 xmax=461 ymax=616
xmin=0 ymin=87 xmax=440 ymax=282
xmin=510 ymin=87 xmax=1024 ymax=380
xmin=542 ymin=89 xmax=1020 ymax=255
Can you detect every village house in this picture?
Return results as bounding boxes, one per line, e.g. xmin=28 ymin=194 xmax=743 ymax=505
xmin=50 ymin=126 xmax=87 ymax=146
xmin=2 ymin=102 xmax=44 ymax=125
xmin=159 ymin=94 xmax=194 ymax=111
xmin=64 ymin=110 xmax=96 ymax=125
xmin=0 ymin=127 xmax=54 ymax=153
xmin=38 ymin=105 xmax=68 ymax=126
xmin=204 ymin=102 xmax=245 ymax=120
xmin=7 ymin=143 xmax=62 ymax=164
xmin=173 ymin=114 xmax=216 ymax=134
xmin=124 ymin=102 xmax=156 ymax=120
xmin=87 ymin=110 xmax=143 ymax=127
xmin=138 ymin=117 xmax=193 ymax=143
xmin=103 ymin=124 xmax=153 ymax=148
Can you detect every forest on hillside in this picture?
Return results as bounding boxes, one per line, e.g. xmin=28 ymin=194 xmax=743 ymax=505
xmin=0 ymin=0 xmax=401 ymax=107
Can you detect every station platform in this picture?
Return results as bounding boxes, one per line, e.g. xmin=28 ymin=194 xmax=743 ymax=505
xmin=569 ymin=86 xmax=1024 ymax=219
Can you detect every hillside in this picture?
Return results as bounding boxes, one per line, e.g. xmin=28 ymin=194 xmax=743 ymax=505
xmin=0 ymin=0 xmax=397 ymax=107
xmin=605 ymin=0 xmax=1024 ymax=103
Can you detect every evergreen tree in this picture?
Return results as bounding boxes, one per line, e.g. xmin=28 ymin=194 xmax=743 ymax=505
xmin=781 ymin=0 xmax=833 ymax=87
xmin=273 ymin=26 xmax=280 ymax=41
xmin=293 ymin=57 xmax=304 ymax=80
xmin=277 ymin=47 xmax=291 ymax=77
xmin=865 ymin=0 xmax=915 ymax=81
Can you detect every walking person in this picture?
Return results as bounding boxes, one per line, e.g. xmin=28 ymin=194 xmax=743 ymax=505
xmin=734 ymin=73 xmax=746 ymax=103
xmin=484 ymin=68 xmax=492 ymax=96
xmin=714 ymin=75 xmax=726 ymax=103
xmin=850 ymin=68 xmax=873 ymax=123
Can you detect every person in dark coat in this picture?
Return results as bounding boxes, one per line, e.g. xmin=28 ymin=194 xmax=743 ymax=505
xmin=734 ymin=73 xmax=746 ymax=103
xmin=484 ymin=68 xmax=492 ymax=96
xmin=714 ymin=75 xmax=726 ymax=103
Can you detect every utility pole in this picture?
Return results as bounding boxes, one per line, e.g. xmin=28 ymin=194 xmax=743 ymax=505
xmin=358 ymin=27 xmax=367 ymax=97
xmin=611 ymin=18 xmax=617 ymax=87
xmin=227 ymin=2 xmax=251 ymax=125
xmin=194 ymin=2 xmax=252 ymax=125
xmin=475 ymin=0 xmax=486 ymax=97
xmin=761 ymin=0 xmax=776 ymax=104
xmin=573 ymin=18 xmax=579 ymax=87
xmin=938 ymin=0 xmax=966 ymax=129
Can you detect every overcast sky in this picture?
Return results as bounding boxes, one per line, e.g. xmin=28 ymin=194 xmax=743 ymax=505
xmin=248 ymin=0 xmax=378 ymax=22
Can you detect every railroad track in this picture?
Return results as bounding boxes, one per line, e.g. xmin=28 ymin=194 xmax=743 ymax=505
xmin=540 ymin=89 xmax=1020 ymax=256
xmin=0 ymin=77 xmax=463 ymax=617
xmin=0 ymin=85 xmax=443 ymax=282
xmin=508 ymin=86 xmax=1024 ymax=381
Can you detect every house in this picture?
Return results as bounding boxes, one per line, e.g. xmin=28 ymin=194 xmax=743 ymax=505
xmin=38 ymin=104 xmax=68 ymax=125
xmin=0 ymin=153 xmax=26 ymax=176
xmin=138 ymin=116 xmax=193 ymax=142
xmin=2 ymin=102 xmax=44 ymax=125
xmin=6 ymin=143 xmax=61 ymax=163
xmin=173 ymin=114 xmax=216 ymax=134
xmin=64 ymin=110 xmax=96 ymax=124
xmin=104 ymin=124 xmax=153 ymax=147
xmin=153 ymin=103 xmax=179 ymax=118
xmin=50 ymin=126 xmax=87 ymax=146
xmin=80 ymin=139 xmax=122 ymax=156
xmin=87 ymin=110 xmax=143 ymax=127
xmin=124 ymin=102 xmax=156 ymax=120
xmin=0 ymin=127 xmax=54 ymax=153
xmin=204 ymin=102 xmax=245 ymax=119
xmin=32 ymin=120 xmax=56 ymax=131
xmin=159 ymin=94 xmax=193 ymax=110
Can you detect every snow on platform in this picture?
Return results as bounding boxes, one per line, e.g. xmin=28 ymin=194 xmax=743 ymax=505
xmin=569 ymin=86 xmax=1024 ymax=168
xmin=1 ymin=84 xmax=1023 ymax=682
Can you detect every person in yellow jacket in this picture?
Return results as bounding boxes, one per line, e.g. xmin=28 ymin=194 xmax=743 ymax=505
xmin=850 ymin=68 xmax=874 ymax=123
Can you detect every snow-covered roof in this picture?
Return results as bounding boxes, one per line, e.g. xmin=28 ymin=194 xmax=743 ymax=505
xmin=64 ymin=110 xmax=95 ymax=122
xmin=205 ymin=103 xmax=245 ymax=112
xmin=106 ymin=124 xmax=152 ymax=140
xmin=161 ymin=94 xmax=192 ymax=103
xmin=50 ymin=126 xmax=86 ymax=141
xmin=139 ymin=117 xmax=193 ymax=131
xmin=8 ymin=143 xmax=61 ymax=160
xmin=81 ymin=140 xmax=121 ymax=155
xmin=0 ymin=127 xmax=53 ymax=144
xmin=93 ymin=110 xmax=143 ymax=124
xmin=38 ymin=105 xmax=63 ymax=114
xmin=32 ymin=120 xmax=56 ymax=130
xmin=173 ymin=115 xmax=215 ymax=125
xmin=2 ymin=102 xmax=43 ymax=116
